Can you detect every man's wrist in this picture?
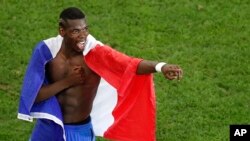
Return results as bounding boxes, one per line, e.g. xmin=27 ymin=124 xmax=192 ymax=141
xmin=155 ymin=62 xmax=167 ymax=72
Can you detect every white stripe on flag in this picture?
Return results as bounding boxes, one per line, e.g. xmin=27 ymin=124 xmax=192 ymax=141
xmin=91 ymin=78 xmax=117 ymax=136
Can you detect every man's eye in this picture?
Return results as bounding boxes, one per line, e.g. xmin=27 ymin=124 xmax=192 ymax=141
xmin=72 ymin=30 xmax=80 ymax=34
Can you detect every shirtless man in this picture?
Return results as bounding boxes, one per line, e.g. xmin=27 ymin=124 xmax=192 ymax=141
xmin=32 ymin=7 xmax=182 ymax=141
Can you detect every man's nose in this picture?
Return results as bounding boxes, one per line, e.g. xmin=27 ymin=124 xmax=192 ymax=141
xmin=78 ymin=30 xmax=88 ymax=38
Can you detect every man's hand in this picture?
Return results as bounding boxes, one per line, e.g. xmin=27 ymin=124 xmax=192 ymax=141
xmin=162 ymin=64 xmax=183 ymax=80
xmin=66 ymin=66 xmax=85 ymax=86
xmin=36 ymin=66 xmax=85 ymax=103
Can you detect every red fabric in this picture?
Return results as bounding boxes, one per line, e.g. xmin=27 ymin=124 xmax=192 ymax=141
xmin=85 ymin=44 xmax=156 ymax=141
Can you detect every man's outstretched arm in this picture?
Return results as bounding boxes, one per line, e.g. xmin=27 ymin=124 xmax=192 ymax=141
xmin=136 ymin=60 xmax=183 ymax=80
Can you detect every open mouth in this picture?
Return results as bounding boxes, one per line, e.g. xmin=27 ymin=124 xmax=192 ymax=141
xmin=76 ymin=41 xmax=85 ymax=50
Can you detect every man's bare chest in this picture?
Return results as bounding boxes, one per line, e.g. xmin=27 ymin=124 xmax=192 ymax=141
xmin=46 ymin=54 xmax=98 ymax=83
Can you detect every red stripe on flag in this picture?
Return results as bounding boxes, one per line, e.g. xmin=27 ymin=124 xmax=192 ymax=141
xmin=85 ymin=44 xmax=156 ymax=141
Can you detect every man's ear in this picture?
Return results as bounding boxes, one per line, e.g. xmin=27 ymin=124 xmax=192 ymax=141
xmin=59 ymin=27 xmax=65 ymax=37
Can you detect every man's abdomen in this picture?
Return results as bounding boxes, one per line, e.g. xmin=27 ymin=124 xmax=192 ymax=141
xmin=57 ymin=84 xmax=98 ymax=123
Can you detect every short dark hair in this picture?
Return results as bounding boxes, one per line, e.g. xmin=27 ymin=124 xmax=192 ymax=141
xmin=59 ymin=7 xmax=85 ymax=27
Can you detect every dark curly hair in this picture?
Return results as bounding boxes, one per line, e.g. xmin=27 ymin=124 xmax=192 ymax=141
xmin=59 ymin=7 xmax=85 ymax=28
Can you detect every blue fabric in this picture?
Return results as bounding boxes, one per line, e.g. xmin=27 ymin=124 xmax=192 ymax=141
xmin=18 ymin=41 xmax=62 ymax=118
xmin=19 ymin=40 xmax=96 ymax=141
xmin=30 ymin=119 xmax=64 ymax=141
xmin=30 ymin=119 xmax=95 ymax=141
xmin=18 ymin=41 xmax=65 ymax=140
xmin=65 ymin=119 xmax=95 ymax=141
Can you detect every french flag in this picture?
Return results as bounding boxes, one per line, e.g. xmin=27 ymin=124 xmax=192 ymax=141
xmin=18 ymin=34 xmax=156 ymax=141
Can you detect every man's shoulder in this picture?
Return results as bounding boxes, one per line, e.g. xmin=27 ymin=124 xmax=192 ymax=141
xmin=33 ymin=35 xmax=62 ymax=58
xmin=43 ymin=35 xmax=63 ymax=47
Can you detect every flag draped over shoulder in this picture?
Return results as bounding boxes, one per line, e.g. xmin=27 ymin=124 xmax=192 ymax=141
xmin=18 ymin=34 xmax=156 ymax=141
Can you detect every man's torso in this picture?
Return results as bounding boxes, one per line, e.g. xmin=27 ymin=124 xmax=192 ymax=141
xmin=47 ymin=51 xmax=100 ymax=123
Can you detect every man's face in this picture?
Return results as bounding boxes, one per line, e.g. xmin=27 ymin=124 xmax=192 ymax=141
xmin=62 ymin=18 xmax=89 ymax=52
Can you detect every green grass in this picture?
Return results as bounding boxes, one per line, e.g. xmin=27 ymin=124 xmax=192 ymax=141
xmin=0 ymin=0 xmax=249 ymax=141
